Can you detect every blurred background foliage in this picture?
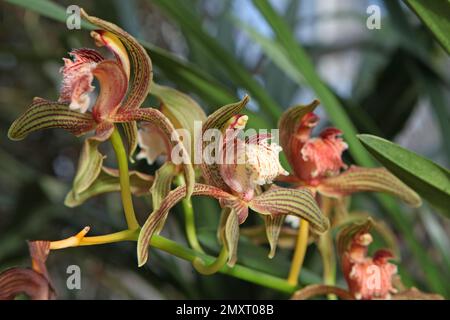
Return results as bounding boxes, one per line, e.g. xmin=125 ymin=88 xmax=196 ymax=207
xmin=0 ymin=0 xmax=449 ymax=299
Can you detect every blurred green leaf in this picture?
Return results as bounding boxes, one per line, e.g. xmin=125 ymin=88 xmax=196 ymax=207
xmin=359 ymin=49 xmax=419 ymax=138
xmin=404 ymin=0 xmax=450 ymax=55
xmin=249 ymin=0 xmax=374 ymax=168
xmin=150 ymin=0 xmax=283 ymax=122
xmin=358 ymin=134 xmax=450 ymax=216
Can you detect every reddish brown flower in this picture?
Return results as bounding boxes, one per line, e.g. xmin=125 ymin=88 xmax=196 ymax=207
xmin=341 ymin=232 xmax=397 ymax=300
xmin=278 ymin=101 xmax=422 ymax=206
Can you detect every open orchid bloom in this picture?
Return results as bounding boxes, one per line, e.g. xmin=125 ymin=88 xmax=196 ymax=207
xmin=290 ymin=219 xmax=443 ymax=300
xmin=278 ymin=100 xmax=422 ymax=207
xmin=341 ymin=232 xmax=397 ymax=300
xmin=7 ymin=9 xmax=194 ymax=200
xmin=137 ymin=96 xmax=329 ymax=266
xmin=0 ymin=241 xmax=54 ymax=300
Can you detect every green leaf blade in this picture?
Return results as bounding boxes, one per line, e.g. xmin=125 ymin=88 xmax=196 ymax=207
xmin=358 ymin=134 xmax=450 ymax=216
xmin=404 ymin=0 xmax=450 ymax=54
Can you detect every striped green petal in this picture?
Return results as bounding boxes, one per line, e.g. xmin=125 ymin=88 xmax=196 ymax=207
xmin=137 ymin=183 xmax=236 ymax=266
xmin=249 ymin=186 xmax=329 ymax=234
xmin=318 ymin=166 xmax=422 ymax=208
xmin=150 ymin=162 xmax=177 ymax=210
xmin=8 ymin=98 xmax=95 ymax=141
xmin=218 ymin=207 xmax=240 ymax=267
xmin=121 ymin=121 xmax=138 ymax=161
xmin=70 ymin=137 xmax=105 ymax=198
xmin=264 ymin=215 xmax=286 ymax=258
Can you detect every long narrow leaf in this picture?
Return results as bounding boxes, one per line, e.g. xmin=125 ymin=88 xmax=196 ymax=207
xmin=404 ymin=0 xmax=450 ymax=54
xmin=358 ymin=134 xmax=450 ymax=217
xmin=150 ymin=0 xmax=282 ymax=122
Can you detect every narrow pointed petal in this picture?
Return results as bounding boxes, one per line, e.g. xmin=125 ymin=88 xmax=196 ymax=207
xmin=137 ymin=184 xmax=236 ymax=266
xmin=8 ymin=98 xmax=95 ymax=141
xmin=150 ymin=162 xmax=177 ymax=210
xmin=91 ymin=60 xmax=128 ymax=121
xmin=71 ymin=137 xmax=105 ymax=196
xmin=201 ymin=96 xmax=250 ymax=191
xmin=122 ymin=121 xmax=139 ymax=161
xmin=264 ymin=215 xmax=286 ymax=258
xmin=65 ymin=166 xmax=154 ymax=207
xmin=218 ymin=207 xmax=240 ymax=267
xmin=278 ymin=100 xmax=319 ymax=172
xmin=318 ymin=166 xmax=422 ymax=207
xmin=82 ymin=9 xmax=152 ymax=111
xmin=113 ymin=108 xmax=194 ymax=199
xmin=249 ymin=187 xmax=329 ymax=234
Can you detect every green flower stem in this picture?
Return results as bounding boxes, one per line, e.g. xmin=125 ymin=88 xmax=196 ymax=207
xmin=110 ymin=127 xmax=140 ymax=230
xmin=174 ymin=174 xmax=205 ymax=253
xmin=57 ymin=229 xmax=296 ymax=294
xmin=150 ymin=235 xmax=296 ymax=294
xmin=192 ymin=245 xmax=228 ymax=275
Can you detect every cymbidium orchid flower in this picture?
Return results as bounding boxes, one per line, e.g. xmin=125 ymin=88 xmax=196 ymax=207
xmin=136 ymin=96 xmax=329 ymax=267
xmin=290 ymin=219 xmax=443 ymax=300
xmin=277 ymin=100 xmax=421 ymax=287
xmin=278 ymin=100 xmax=422 ymax=206
xmin=7 ymin=9 xmax=194 ymax=202
xmin=0 ymin=241 xmax=54 ymax=300
xmin=341 ymin=232 xmax=397 ymax=300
